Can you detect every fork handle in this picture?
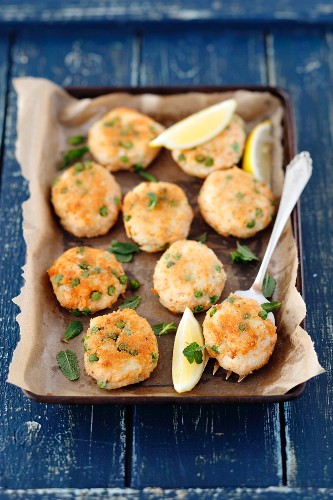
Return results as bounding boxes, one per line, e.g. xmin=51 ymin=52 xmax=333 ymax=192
xmin=253 ymin=151 xmax=313 ymax=292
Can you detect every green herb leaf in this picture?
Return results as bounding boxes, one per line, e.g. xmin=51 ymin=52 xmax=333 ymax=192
xmin=62 ymin=146 xmax=89 ymax=169
xmin=129 ymin=279 xmax=141 ymax=291
xmin=67 ymin=135 xmax=85 ymax=145
xmin=262 ymin=274 xmax=277 ymax=299
xmin=113 ymin=252 xmax=133 ymax=263
xmin=196 ymin=232 xmax=207 ymax=244
xmin=56 ymin=349 xmax=80 ymax=381
xmin=134 ymin=165 xmax=158 ymax=182
xmin=261 ymin=301 xmax=281 ymax=313
xmin=139 ymin=171 xmax=158 ymax=182
xmin=108 ymin=240 xmax=140 ymax=255
xmin=71 ymin=307 xmax=91 ymax=316
xmin=152 ymin=322 xmax=177 ymax=336
xmin=147 ymin=192 xmax=158 ymax=210
xmin=63 ymin=321 xmax=83 ymax=342
xmin=230 ymin=242 xmax=259 ymax=263
xmin=119 ymin=295 xmax=141 ymax=310
xmin=211 ymin=345 xmax=220 ymax=354
xmin=194 ymin=291 xmax=203 ymax=298
xmin=182 ymin=342 xmax=205 ymax=364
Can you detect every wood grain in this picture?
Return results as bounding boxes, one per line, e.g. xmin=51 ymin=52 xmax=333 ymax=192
xmin=269 ymin=28 xmax=333 ymax=487
xmin=131 ymin=28 xmax=283 ymax=489
xmin=0 ymin=28 xmax=138 ymax=488
xmin=1 ymin=1 xmax=333 ymax=25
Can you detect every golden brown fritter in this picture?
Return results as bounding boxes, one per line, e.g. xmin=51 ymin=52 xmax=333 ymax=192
xmin=47 ymin=247 xmax=127 ymax=314
xmin=83 ymin=309 xmax=159 ymax=389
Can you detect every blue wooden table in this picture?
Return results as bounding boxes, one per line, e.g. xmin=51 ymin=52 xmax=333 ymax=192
xmin=0 ymin=2 xmax=332 ymax=498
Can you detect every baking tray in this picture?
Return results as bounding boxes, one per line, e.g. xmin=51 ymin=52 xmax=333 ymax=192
xmin=22 ymin=85 xmax=306 ymax=404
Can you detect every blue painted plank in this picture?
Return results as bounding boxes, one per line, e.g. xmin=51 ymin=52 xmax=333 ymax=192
xmin=131 ymin=28 xmax=283 ymax=489
xmin=1 ymin=1 xmax=333 ymax=25
xmin=270 ymin=28 xmax=333 ymax=487
xmin=1 ymin=487 xmax=333 ymax=499
xmin=140 ymin=28 xmax=266 ymax=86
xmin=0 ymin=28 xmax=138 ymax=488
xmin=0 ymin=38 xmax=9 ymax=172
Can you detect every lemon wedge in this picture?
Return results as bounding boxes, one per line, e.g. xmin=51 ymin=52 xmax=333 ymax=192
xmin=150 ymin=98 xmax=237 ymax=150
xmin=243 ymin=120 xmax=273 ymax=185
xmin=172 ymin=307 xmax=207 ymax=393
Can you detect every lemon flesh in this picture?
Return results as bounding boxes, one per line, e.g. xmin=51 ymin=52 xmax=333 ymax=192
xmin=172 ymin=307 xmax=207 ymax=393
xmin=243 ymin=120 xmax=273 ymax=185
xmin=150 ymin=98 xmax=237 ymax=150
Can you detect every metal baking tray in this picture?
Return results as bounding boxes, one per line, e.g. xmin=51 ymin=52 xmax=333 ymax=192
xmin=23 ymin=85 xmax=306 ymax=404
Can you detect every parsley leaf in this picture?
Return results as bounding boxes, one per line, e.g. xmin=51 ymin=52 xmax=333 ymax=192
xmin=262 ymin=274 xmax=276 ymax=299
xmin=119 ymin=295 xmax=141 ymax=310
xmin=182 ymin=342 xmax=206 ymax=364
xmin=152 ymin=322 xmax=177 ymax=336
xmin=56 ymin=349 xmax=80 ymax=381
xmin=261 ymin=301 xmax=281 ymax=313
xmin=147 ymin=192 xmax=158 ymax=210
xmin=230 ymin=242 xmax=259 ymax=263
xmin=63 ymin=321 xmax=83 ymax=342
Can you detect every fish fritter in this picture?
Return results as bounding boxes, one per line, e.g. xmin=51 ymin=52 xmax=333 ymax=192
xmin=203 ymin=294 xmax=277 ymax=377
xmin=172 ymin=115 xmax=246 ymax=178
xmin=153 ymin=240 xmax=227 ymax=314
xmin=47 ymin=247 xmax=127 ymax=314
xmin=88 ymin=107 xmax=165 ymax=171
xmin=83 ymin=309 xmax=159 ymax=389
xmin=123 ymin=182 xmax=194 ymax=252
xmin=51 ymin=161 xmax=121 ymax=238
xmin=198 ymin=166 xmax=275 ymax=238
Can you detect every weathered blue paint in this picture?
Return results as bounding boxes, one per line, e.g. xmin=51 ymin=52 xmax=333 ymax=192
xmin=1 ymin=1 xmax=333 ymax=26
xmin=0 ymin=27 xmax=138 ymax=488
xmin=270 ymin=28 xmax=333 ymax=487
xmin=130 ymin=27 xmax=283 ymax=489
xmin=0 ymin=8 xmax=331 ymax=494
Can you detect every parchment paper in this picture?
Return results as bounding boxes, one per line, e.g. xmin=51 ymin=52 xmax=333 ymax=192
xmin=8 ymin=77 xmax=324 ymax=399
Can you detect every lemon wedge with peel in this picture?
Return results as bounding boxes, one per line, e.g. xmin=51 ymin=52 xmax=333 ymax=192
xmin=172 ymin=307 xmax=207 ymax=393
xmin=243 ymin=120 xmax=273 ymax=185
xmin=150 ymin=98 xmax=237 ymax=150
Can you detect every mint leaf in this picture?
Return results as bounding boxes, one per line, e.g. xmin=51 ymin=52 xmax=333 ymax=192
xmin=112 ymin=252 xmax=133 ymax=263
xmin=138 ymin=170 xmax=158 ymax=182
xmin=197 ymin=232 xmax=207 ymax=244
xmin=262 ymin=274 xmax=276 ymax=299
xmin=230 ymin=242 xmax=259 ymax=263
xmin=108 ymin=240 xmax=140 ymax=255
xmin=63 ymin=321 xmax=83 ymax=342
xmin=261 ymin=301 xmax=281 ymax=313
xmin=182 ymin=342 xmax=205 ymax=364
xmin=56 ymin=350 xmax=80 ymax=381
xmin=62 ymin=146 xmax=90 ymax=169
xmin=152 ymin=322 xmax=177 ymax=336
xmin=67 ymin=135 xmax=85 ymax=145
xmin=119 ymin=295 xmax=141 ymax=310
